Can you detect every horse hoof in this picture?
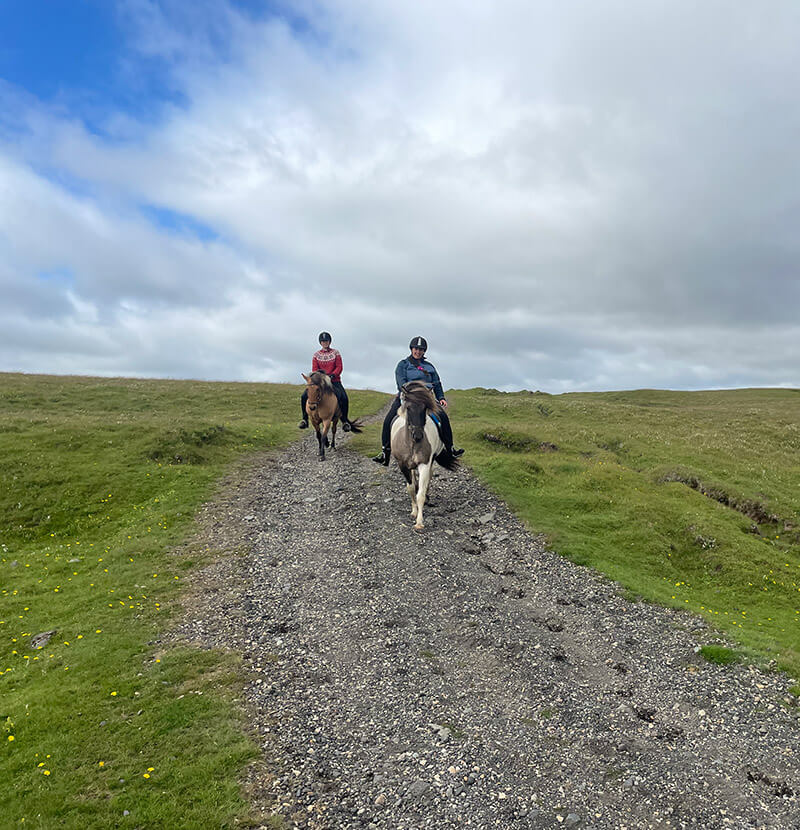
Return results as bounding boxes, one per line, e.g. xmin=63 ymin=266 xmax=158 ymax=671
xmin=413 ymin=523 xmax=425 ymax=531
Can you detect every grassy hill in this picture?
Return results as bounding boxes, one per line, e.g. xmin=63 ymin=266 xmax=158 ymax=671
xmin=0 ymin=372 xmax=386 ymax=829
xmin=4 ymin=375 xmax=798 ymax=826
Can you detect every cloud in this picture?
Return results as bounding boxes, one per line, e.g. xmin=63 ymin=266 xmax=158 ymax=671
xmin=1 ymin=0 xmax=798 ymax=392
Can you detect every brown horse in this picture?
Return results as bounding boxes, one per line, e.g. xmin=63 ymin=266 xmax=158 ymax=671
xmin=390 ymin=381 xmax=459 ymax=529
xmin=302 ymin=372 xmax=362 ymax=460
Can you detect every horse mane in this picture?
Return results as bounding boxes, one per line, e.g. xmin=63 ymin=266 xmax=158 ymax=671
xmin=308 ymin=371 xmax=333 ymax=391
xmin=400 ymin=381 xmax=441 ymax=413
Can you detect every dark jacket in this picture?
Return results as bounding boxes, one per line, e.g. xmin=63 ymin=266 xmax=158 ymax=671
xmin=395 ymin=355 xmax=445 ymax=401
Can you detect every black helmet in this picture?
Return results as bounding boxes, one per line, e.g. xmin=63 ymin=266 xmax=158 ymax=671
xmin=409 ymin=336 xmax=427 ymax=351
xmin=318 ymin=331 xmax=332 ymax=343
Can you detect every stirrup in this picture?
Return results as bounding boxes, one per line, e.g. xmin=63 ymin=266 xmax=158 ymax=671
xmin=298 ymin=420 xmax=309 ymax=429
xmin=342 ymin=422 xmax=352 ymax=432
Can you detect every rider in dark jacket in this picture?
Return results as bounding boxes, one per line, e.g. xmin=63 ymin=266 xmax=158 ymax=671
xmin=372 ymin=336 xmax=464 ymax=465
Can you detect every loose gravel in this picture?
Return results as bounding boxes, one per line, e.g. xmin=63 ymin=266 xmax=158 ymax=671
xmin=170 ymin=430 xmax=800 ymax=829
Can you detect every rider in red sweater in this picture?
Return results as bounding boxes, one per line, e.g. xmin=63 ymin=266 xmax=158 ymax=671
xmin=299 ymin=332 xmax=352 ymax=430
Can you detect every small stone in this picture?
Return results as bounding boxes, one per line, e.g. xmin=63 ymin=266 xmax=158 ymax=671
xmin=29 ymin=630 xmax=58 ymax=649
xmin=123 ymin=810 xmax=130 ymax=816
xmin=374 ymin=793 xmax=386 ymax=807
xmin=408 ymin=779 xmax=430 ymax=798
xmin=478 ymin=512 xmax=496 ymax=525
xmin=565 ymin=814 xmax=581 ymax=826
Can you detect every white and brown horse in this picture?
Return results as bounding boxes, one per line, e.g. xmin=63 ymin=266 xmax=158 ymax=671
xmin=390 ymin=381 xmax=459 ymax=530
xmin=302 ymin=372 xmax=361 ymax=460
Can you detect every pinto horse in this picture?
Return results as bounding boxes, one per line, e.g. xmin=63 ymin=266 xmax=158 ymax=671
xmin=390 ymin=381 xmax=459 ymax=530
xmin=302 ymin=372 xmax=361 ymax=460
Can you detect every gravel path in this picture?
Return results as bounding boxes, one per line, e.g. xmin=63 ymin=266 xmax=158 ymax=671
xmin=173 ymin=430 xmax=800 ymax=829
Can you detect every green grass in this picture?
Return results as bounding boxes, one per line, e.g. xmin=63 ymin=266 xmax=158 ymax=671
xmin=0 ymin=372 xmax=386 ymax=829
xmin=352 ymin=387 xmax=800 ymax=679
xmin=699 ymin=645 xmax=740 ymax=666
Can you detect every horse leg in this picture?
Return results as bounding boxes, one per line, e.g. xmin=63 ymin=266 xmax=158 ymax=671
xmin=316 ymin=425 xmax=325 ymax=460
xmin=321 ymin=420 xmax=333 ymax=459
xmin=414 ymin=462 xmax=433 ymax=530
xmin=330 ymin=418 xmax=337 ymax=450
xmin=409 ymin=469 xmax=419 ymax=520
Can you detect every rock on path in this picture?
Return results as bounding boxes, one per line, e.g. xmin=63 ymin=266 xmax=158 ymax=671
xmin=172 ymin=433 xmax=800 ymax=829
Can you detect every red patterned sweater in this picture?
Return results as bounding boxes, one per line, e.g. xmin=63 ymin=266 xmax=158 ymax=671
xmin=312 ymin=348 xmax=343 ymax=383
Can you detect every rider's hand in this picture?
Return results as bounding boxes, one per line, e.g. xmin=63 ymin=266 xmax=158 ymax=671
xmin=439 ymin=399 xmax=448 ymax=408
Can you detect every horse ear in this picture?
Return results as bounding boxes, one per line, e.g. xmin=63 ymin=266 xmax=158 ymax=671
xmin=302 ymin=373 xmax=310 ymax=382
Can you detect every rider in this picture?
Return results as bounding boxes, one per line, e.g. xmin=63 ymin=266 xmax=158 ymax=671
xmin=299 ymin=332 xmax=351 ymax=430
xmin=371 ymin=336 xmax=465 ymax=465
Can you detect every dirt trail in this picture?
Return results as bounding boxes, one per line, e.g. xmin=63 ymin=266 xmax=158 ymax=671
xmin=173 ymin=432 xmax=800 ymax=829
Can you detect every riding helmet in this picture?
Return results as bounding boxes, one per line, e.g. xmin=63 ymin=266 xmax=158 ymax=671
xmin=318 ymin=331 xmax=332 ymax=343
xmin=409 ymin=336 xmax=428 ymax=351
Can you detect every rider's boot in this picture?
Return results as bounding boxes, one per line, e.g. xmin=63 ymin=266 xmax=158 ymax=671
xmin=340 ymin=397 xmax=351 ymax=430
xmin=450 ymin=446 xmax=465 ymax=458
xmin=371 ymin=446 xmax=391 ymax=466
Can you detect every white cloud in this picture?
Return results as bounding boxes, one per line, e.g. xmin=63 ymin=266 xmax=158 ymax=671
xmin=1 ymin=0 xmax=799 ymax=392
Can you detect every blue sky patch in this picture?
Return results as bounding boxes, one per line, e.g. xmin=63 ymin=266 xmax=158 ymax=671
xmin=139 ymin=204 xmax=220 ymax=242
xmin=37 ymin=267 xmax=76 ymax=286
xmin=0 ymin=0 xmax=186 ymax=133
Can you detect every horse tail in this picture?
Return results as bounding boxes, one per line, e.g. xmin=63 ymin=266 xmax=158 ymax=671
xmin=346 ymin=418 xmax=364 ymax=433
xmin=435 ymin=448 xmax=460 ymax=471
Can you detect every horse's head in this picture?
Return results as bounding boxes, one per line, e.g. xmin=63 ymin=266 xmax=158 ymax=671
xmin=400 ymin=381 xmax=435 ymax=444
xmin=302 ymin=372 xmax=332 ymax=414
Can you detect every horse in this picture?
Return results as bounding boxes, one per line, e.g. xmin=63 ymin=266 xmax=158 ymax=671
xmin=302 ymin=372 xmax=361 ymax=460
xmin=390 ymin=381 xmax=459 ymax=530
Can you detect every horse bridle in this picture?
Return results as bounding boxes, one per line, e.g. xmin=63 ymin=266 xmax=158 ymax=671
xmin=306 ymin=382 xmax=322 ymax=412
xmin=400 ymin=385 xmax=428 ymax=443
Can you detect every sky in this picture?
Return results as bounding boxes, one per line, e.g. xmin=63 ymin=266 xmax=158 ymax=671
xmin=1 ymin=0 xmax=799 ymax=394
